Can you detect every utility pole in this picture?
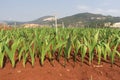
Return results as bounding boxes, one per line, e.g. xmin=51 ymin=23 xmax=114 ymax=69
xmin=54 ymin=16 xmax=57 ymax=34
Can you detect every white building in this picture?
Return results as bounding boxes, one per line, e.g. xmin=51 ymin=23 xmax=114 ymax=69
xmin=111 ymin=22 xmax=120 ymax=28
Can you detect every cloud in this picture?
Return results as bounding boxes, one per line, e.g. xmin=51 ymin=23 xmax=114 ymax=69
xmin=77 ymin=5 xmax=120 ymax=16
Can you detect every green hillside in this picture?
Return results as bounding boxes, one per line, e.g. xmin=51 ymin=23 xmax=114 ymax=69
xmin=5 ymin=13 xmax=120 ymax=27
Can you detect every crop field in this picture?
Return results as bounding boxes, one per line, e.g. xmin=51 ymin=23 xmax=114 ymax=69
xmin=0 ymin=27 xmax=120 ymax=80
xmin=0 ymin=27 xmax=120 ymax=68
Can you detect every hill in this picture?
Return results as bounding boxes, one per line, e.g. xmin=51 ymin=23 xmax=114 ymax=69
xmin=4 ymin=13 xmax=120 ymax=27
xmin=27 ymin=16 xmax=54 ymax=24
xmin=58 ymin=13 xmax=120 ymax=27
xmin=4 ymin=16 xmax=54 ymax=26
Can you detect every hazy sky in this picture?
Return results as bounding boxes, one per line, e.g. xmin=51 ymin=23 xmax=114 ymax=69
xmin=0 ymin=0 xmax=120 ymax=21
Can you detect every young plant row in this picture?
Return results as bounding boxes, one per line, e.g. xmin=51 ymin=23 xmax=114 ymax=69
xmin=0 ymin=28 xmax=120 ymax=68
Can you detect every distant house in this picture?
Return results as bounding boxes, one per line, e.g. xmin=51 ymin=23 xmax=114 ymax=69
xmin=23 ymin=24 xmax=39 ymax=28
xmin=104 ymin=22 xmax=112 ymax=27
xmin=110 ymin=22 xmax=120 ymax=28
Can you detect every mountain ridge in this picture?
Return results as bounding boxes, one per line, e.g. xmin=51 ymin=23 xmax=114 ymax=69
xmin=3 ymin=12 xmax=120 ymax=27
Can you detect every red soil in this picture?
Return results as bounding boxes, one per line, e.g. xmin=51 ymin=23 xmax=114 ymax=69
xmin=0 ymin=58 xmax=120 ymax=80
xmin=0 ymin=29 xmax=120 ymax=80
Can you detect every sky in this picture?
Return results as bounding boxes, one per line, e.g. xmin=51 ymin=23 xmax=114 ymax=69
xmin=0 ymin=0 xmax=120 ymax=21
